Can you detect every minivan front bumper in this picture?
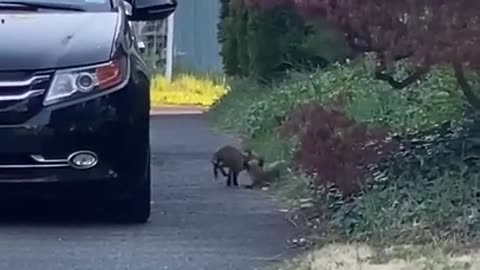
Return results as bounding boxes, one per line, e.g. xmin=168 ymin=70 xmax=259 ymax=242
xmin=0 ymin=77 xmax=149 ymax=198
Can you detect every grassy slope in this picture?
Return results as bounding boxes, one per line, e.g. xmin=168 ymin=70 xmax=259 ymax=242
xmin=206 ymin=58 xmax=480 ymax=269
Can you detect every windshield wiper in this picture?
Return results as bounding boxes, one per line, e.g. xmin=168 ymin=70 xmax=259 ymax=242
xmin=0 ymin=1 xmax=85 ymax=11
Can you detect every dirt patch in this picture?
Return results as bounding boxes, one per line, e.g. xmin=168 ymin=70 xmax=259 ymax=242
xmin=275 ymin=243 xmax=479 ymax=270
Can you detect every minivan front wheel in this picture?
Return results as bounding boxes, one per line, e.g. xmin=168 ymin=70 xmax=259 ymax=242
xmin=115 ymin=153 xmax=151 ymax=224
xmin=123 ymin=171 xmax=151 ymax=223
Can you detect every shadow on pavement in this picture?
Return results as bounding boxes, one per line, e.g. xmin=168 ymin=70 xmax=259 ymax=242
xmin=0 ymin=195 xmax=140 ymax=227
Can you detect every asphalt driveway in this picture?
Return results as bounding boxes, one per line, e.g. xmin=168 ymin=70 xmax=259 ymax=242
xmin=0 ymin=113 xmax=298 ymax=270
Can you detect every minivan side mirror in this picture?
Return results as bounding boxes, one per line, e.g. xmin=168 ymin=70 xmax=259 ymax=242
xmin=128 ymin=0 xmax=177 ymax=21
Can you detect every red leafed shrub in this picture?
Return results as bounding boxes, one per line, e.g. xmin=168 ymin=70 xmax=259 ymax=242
xmin=248 ymin=0 xmax=480 ymax=109
xmin=278 ymin=102 xmax=317 ymax=138
xmin=279 ymin=96 xmax=349 ymax=138
xmin=280 ymin=102 xmax=399 ymax=195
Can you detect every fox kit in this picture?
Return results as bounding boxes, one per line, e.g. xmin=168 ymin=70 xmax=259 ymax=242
xmin=211 ymin=145 xmax=260 ymax=187
xmin=243 ymin=159 xmax=287 ymax=189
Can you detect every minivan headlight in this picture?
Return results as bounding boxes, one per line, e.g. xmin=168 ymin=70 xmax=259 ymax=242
xmin=44 ymin=57 xmax=128 ymax=106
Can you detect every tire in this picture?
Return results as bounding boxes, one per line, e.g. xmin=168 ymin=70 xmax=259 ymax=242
xmin=123 ymin=169 xmax=151 ymax=223
xmin=115 ymin=151 xmax=151 ymax=224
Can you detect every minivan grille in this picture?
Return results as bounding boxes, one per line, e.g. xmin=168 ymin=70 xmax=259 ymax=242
xmin=0 ymin=71 xmax=54 ymax=125
xmin=0 ymin=72 xmax=32 ymax=81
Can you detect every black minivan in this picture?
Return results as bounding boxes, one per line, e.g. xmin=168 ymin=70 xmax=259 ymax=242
xmin=0 ymin=0 xmax=176 ymax=223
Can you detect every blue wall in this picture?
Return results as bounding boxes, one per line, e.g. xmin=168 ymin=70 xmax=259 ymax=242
xmin=173 ymin=0 xmax=222 ymax=73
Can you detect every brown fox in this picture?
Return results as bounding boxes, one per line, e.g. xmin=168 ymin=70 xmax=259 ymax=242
xmin=211 ymin=145 xmax=261 ymax=187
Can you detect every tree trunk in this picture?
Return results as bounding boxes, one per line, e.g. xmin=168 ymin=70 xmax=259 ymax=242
xmin=452 ymin=62 xmax=480 ymax=110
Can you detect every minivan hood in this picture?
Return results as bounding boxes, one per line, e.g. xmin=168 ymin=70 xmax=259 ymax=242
xmin=0 ymin=12 xmax=118 ymax=71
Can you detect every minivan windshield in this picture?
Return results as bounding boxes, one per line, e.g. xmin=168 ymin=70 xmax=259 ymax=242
xmin=0 ymin=0 xmax=112 ymax=11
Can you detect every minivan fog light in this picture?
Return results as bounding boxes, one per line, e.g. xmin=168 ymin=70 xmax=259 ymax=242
xmin=68 ymin=151 xmax=98 ymax=169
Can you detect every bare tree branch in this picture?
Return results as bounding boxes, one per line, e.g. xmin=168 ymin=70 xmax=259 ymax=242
xmin=375 ymin=67 xmax=430 ymax=89
xmin=453 ymin=61 xmax=480 ymax=110
xmin=372 ymin=51 xmax=429 ymax=89
xmin=345 ymin=33 xmax=427 ymax=89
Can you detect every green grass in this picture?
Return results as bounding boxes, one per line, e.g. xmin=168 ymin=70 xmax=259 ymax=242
xmin=207 ymin=57 xmax=468 ymax=201
xmin=206 ymin=56 xmax=480 ymax=268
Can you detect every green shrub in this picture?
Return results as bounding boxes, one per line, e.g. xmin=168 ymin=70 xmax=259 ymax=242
xmin=209 ymin=57 xmax=467 ymax=162
xmin=327 ymin=117 xmax=480 ymax=242
xmin=207 ymin=77 xmax=268 ymax=134
xmin=209 ymin=57 xmax=467 ymax=161
xmin=207 ymin=57 xmax=475 ymax=244
xmin=244 ymin=130 xmax=297 ymax=163
xmin=242 ymin=59 xmax=465 ymax=138
xmin=346 ymin=65 xmax=465 ymax=134
xmin=218 ymin=0 xmax=350 ymax=81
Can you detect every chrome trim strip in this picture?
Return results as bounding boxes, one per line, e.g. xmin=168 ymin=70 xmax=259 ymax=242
xmin=0 ymin=75 xmax=50 ymax=88
xmin=0 ymin=155 xmax=69 ymax=168
xmin=123 ymin=0 xmax=132 ymax=16
xmin=0 ymin=152 xmax=98 ymax=169
xmin=0 ymin=177 xmax=58 ymax=183
xmin=0 ymin=89 xmax=45 ymax=101
xmin=30 ymin=155 xmax=68 ymax=164
xmin=111 ymin=5 xmax=123 ymax=58
xmin=0 ymin=164 xmax=69 ymax=169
